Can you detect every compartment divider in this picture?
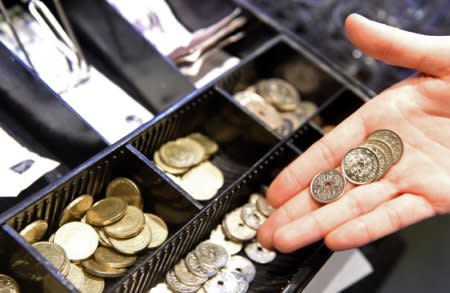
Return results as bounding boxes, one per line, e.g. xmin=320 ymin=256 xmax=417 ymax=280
xmin=287 ymin=121 xmax=324 ymax=152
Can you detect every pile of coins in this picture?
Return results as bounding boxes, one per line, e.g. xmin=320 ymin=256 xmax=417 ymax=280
xmin=154 ymin=133 xmax=224 ymax=201
xmin=12 ymin=177 xmax=169 ymax=293
xmin=233 ymin=78 xmax=320 ymax=137
xmin=310 ymin=129 xmax=403 ymax=203
xmin=150 ymin=188 xmax=277 ymax=293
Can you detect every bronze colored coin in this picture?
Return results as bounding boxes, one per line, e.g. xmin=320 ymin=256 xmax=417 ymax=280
xmin=0 ymin=274 xmax=20 ymax=293
xmin=160 ymin=137 xmax=205 ymax=169
xmin=106 ymin=177 xmax=142 ymax=207
xmin=19 ymin=219 xmax=48 ymax=244
xmin=59 ymin=195 xmax=94 ymax=226
xmin=256 ymin=78 xmax=300 ymax=111
xmin=81 ymin=259 xmax=126 ymax=278
xmin=145 ymin=213 xmax=169 ymax=248
xmin=368 ymin=129 xmax=403 ymax=163
xmin=32 ymin=242 xmax=68 ymax=273
xmin=97 ymin=228 xmax=113 ymax=248
xmin=104 ymin=206 xmax=145 ymax=239
xmin=154 ymin=151 xmax=189 ymax=175
xmin=66 ymin=263 xmax=85 ymax=291
xmin=93 ymin=246 xmax=137 ymax=269
xmin=188 ymin=132 xmax=219 ymax=157
xmin=82 ymin=272 xmax=105 ymax=293
xmin=86 ymin=197 xmax=127 ymax=226
xmin=54 ymin=222 xmax=99 ymax=261
xmin=109 ymin=224 xmax=151 ymax=255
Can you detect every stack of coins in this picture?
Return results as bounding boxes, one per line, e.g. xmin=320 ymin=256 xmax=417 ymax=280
xmin=154 ymin=132 xmax=224 ymax=201
xmin=234 ymin=78 xmax=320 ymax=137
xmin=151 ymin=186 xmax=277 ymax=293
xmin=14 ymin=177 xmax=169 ymax=293
xmin=310 ymin=129 xmax=403 ymax=204
xmin=0 ymin=273 xmax=20 ymax=293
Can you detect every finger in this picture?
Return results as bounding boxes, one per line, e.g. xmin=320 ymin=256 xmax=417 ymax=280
xmin=325 ymin=193 xmax=435 ymax=250
xmin=345 ymin=14 xmax=450 ymax=77
xmin=268 ymin=180 xmax=398 ymax=253
xmin=267 ymin=111 xmax=368 ymax=208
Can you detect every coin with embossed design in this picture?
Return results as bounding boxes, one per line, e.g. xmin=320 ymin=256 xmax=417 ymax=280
xmin=368 ymin=129 xmax=403 ymax=163
xmin=166 ymin=269 xmax=199 ymax=293
xmin=160 ymin=138 xmax=205 ymax=169
xmin=194 ymin=242 xmax=228 ymax=270
xmin=342 ymin=147 xmax=379 ymax=185
xmin=310 ymin=169 xmax=346 ymax=203
xmin=0 ymin=274 xmax=20 ymax=293
xmin=256 ymin=78 xmax=300 ymax=111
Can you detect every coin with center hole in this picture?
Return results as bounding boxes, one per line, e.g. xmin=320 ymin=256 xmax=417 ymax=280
xmin=185 ymin=251 xmax=217 ymax=278
xmin=195 ymin=242 xmax=229 ymax=269
xmin=104 ymin=206 xmax=145 ymax=239
xmin=310 ymin=169 xmax=346 ymax=204
xmin=241 ymin=203 xmax=266 ymax=230
xmin=202 ymin=270 xmax=243 ymax=293
xmin=368 ymin=129 xmax=403 ymax=163
xmin=209 ymin=225 xmax=242 ymax=255
xmin=224 ymin=255 xmax=256 ymax=283
xmin=59 ymin=195 xmax=94 ymax=226
xmin=342 ymin=147 xmax=379 ymax=185
xmin=256 ymin=197 xmax=275 ymax=217
xmin=160 ymin=137 xmax=205 ymax=169
xmin=166 ymin=269 xmax=199 ymax=293
xmin=230 ymin=272 xmax=249 ymax=293
xmin=0 ymin=274 xmax=20 ymax=293
xmin=256 ymin=78 xmax=300 ymax=111
xmin=19 ymin=220 xmax=48 ymax=244
xmin=106 ymin=177 xmax=142 ymax=207
xmin=223 ymin=209 xmax=257 ymax=241
xmin=86 ymin=197 xmax=127 ymax=226
xmin=54 ymin=222 xmax=98 ymax=261
xmin=245 ymin=241 xmax=276 ymax=264
xmin=174 ymin=259 xmax=208 ymax=286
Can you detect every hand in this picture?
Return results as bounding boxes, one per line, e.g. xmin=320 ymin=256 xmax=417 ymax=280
xmin=257 ymin=14 xmax=450 ymax=253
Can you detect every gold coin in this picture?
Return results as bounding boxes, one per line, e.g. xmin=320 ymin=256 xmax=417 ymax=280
xmin=86 ymin=197 xmax=127 ymax=226
xmin=180 ymin=161 xmax=224 ymax=201
xmin=93 ymin=246 xmax=137 ymax=269
xmin=32 ymin=242 xmax=68 ymax=273
xmin=97 ymin=228 xmax=113 ymax=248
xmin=187 ymin=132 xmax=219 ymax=157
xmin=160 ymin=137 xmax=205 ymax=169
xmin=153 ymin=151 xmax=189 ymax=175
xmin=0 ymin=274 xmax=20 ymax=293
xmin=145 ymin=213 xmax=169 ymax=248
xmin=256 ymin=78 xmax=300 ymax=112
xmin=66 ymin=263 xmax=85 ymax=291
xmin=106 ymin=177 xmax=142 ymax=207
xmin=54 ymin=222 xmax=98 ymax=261
xmin=104 ymin=205 xmax=145 ymax=239
xmin=82 ymin=271 xmax=105 ymax=293
xmin=59 ymin=195 xmax=94 ymax=226
xmin=81 ymin=259 xmax=126 ymax=278
xmin=109 ymin=224 xmax=151 ymax=255
xmin=19 ymin=219 xmax=48 ymax=244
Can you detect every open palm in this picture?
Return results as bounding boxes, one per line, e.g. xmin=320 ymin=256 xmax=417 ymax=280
xmin=258 ymin=14 xmax=450 ymax=253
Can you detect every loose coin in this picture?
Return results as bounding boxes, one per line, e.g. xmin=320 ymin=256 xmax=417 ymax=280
xmin=174 ymin=259 xmax=208 ymax=286
xmin=368 ymin=129 xmax=403 ymax=163
xmin=188 ymin=133 xmax=219 ymax=157
xmin=54 ymin=222 xmax=98 ymax=261
xmin=223 ymin=209 xmax=256 ymax=241
xmin=59 ymin=195 xmax=94 ymax=226
xmin=240 ymin=203 xmax=266 ymax=230
xmin=19 ymin=219 xmax=48 ymax=244
xmin=202 ymin=271 xmax=243 ymax=293
xmin=342 ymin=147 xmax=379 ymax=185
xmin=166 ymin=269 xmax=199 ymax=293
xmin=209 ymin=225 xmax=242 ymax=255
xmin=256 ymin=78 xmax=300 ymax=111
xmin=104 ymin=206 xmax=145 ymax=239
xmin=361 ymin=142 xmax=390 ymax=179
xmin=32 ymin=242 xmax=68 ymax=273
xmin=229 ymin=273 xmax=249 ymax=293
xmin=93 ymin=246 xmax=137 ymax=269
xmin=185 ymin=251 xmax=217 ymax=278
xmin=244 ymin=241 xmax=276 ymax=264
xmin=109 ymin=224 xmax=151 ymax=255
xmin=86 ymin=197 xmax=127 ymax=226
xmin=249 ymin=193 xmax=264 ymax=205
xmin=97 ymin=228 xmax=113 ymax=248
xmin=310 ymin=169 xmax=346 ymax=204
xmin=195 ymin=242 xmax=229 ymax=270
xmin=160 ymin=137 xmax=205 ymax=169
xmin=82 ymin=272 xmax=105 ymax=293
xmin=225 ymin=255 xmax=256 ymax=283
xmin=0 ymin=274 xmax=20 ymax=293
xmin=256 ymin=197 xmax=275 ymax=217
xmin=145 ymin=213 xmax=169 ymax=248
xmin=180 ymin=161 xmax=224 ymax=201
xmin=81 ymin=259 xmax=126 ymax=278
xmin=244 ymin=98 xmax=283 ymax=130
xmin=106 ymin=177 xmax=142 ymax=207
xmin=154 ymin=151 xmax=189 ymax=175
xmin=66 ymin=263 xmax=85 ymax=291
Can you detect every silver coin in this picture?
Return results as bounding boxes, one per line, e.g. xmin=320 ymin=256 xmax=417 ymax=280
xmin=229 ymin=272 xmax=249 ymax=293
xmin=361 ymin=143 xmax=389 ymax=179
xmin=256 ymin=78 xmax=300 ymax=111
xmin=256 ymin=197 xmax=275 ymax=217
xmin=244 ymin=98 xmax=283 ymax=130
xmin=166 ymin=269 xmax=199 ymax=293
xmin=240 ymin=204 xmax=266 ymax=230
xmin=368 ymin=129 xmax=403 ymax=163
xmin=195 ymin=241 xmax=229 ymax=269
xmin=174 ymin=259 xmax=208 ymax=286
xmin=280 ymin=112 xmax=304 ymax=131
xmin=209 ymin=225 xmax=243 ymax=255
xmin=149 ymin=282 xmax=172 ymax=293
xmin=366 ymin=139 xmax=394 ymax=168
xmin=310 ymin=169 xmax=346 ymax=204
xmin=234 ymin=91 xmax=265 ymax=106
xmin=225 ymin=255 xmax=256 ymax=282
xmin=249 ymin=193 xmax=264 ymax=205
xmin=223 ymin=209 xmax=257 ymax=241
xmin=185 ymin=251 xmax=218 ymax=278
xmin=203 ymin=271 xmax=243 ymax=293
xmin=342 ymin=147 xmax=379 ymax=185
xmin=245 ymin=241 xmax=276 ymax=264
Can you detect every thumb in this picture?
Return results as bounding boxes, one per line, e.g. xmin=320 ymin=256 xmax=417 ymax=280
xmin=345 ymin=14 xmax=450 ymax=77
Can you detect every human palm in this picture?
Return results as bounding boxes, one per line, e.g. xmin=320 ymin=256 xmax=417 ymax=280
xmin=258 ymin=14 xmax=450 ymax=252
